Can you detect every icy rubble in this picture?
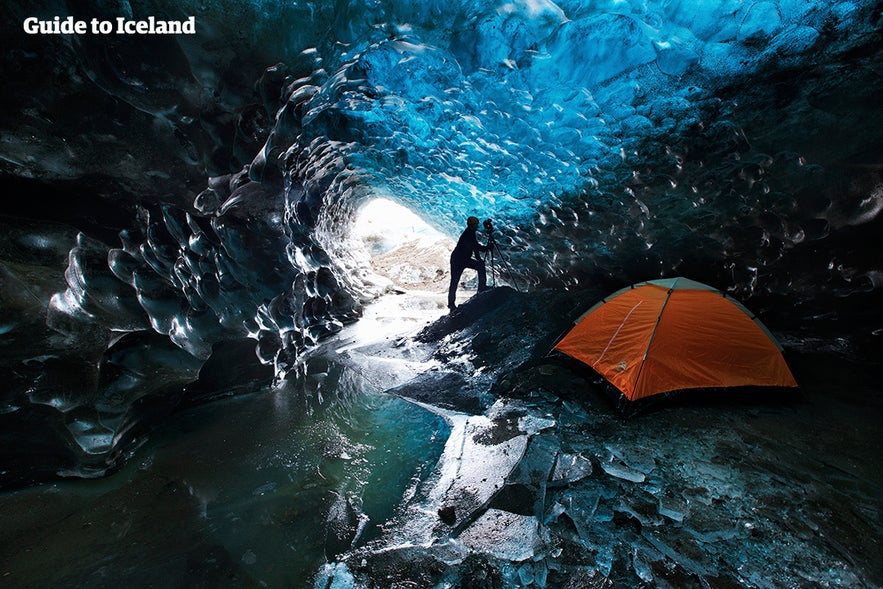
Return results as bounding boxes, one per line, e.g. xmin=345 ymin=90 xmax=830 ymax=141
xmin=312 ymin=289 xmax=880 ymax=588
xmin=0 ymin=256 xmax=877 ymax=588
xmin=459 ymin=509 xmax=543 ymax=563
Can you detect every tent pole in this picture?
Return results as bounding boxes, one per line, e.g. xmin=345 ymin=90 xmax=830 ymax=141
xmin=631 ymin=279 xmax=679 ymax=398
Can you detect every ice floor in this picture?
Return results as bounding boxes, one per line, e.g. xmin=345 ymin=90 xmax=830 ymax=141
xmin=0 ymin=286 xmax=881 ymax=588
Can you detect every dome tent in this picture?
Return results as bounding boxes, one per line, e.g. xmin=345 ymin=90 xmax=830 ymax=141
xmin=554 ymin=278 xmax=797 ymax=404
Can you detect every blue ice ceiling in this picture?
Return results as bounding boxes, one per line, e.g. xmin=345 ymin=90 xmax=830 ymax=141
xmin=0 ymin=0 xmax=880 ymax=483
xmin=231 ymin=0 xmax=881 ymax=293
xmin=292 ymin=0 xmax=802 ymax=224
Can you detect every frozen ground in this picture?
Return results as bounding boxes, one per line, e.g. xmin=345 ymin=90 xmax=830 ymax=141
xmin=0 ymin=282 xmax=880 ymax=588
xmin=317 ymin=287 xmax=883 ymax=589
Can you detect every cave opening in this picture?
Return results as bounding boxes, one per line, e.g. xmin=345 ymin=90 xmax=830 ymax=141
xmin=351 ymin=197 xmax=454 ymax=307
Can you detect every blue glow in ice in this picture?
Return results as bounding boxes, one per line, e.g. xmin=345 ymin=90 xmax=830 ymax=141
xmin=256 ymin=0 xmax=872 ymax=237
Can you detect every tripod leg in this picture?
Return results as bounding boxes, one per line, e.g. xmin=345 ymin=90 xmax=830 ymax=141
xmin=493 ymin=243 xmax=520 ymax=292
xmin=490 ymin=250 xmax=497 ymax=286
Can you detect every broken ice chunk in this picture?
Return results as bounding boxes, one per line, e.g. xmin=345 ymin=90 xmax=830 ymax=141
xmin=554 ymin=491 xmax=600 ymax=542
xmin=544 ymin=501 xmax=566 ymax=525
xmin=458 ymin=509 xmax=542 ymax=562
xmin=600 ymin=458 xmax=646 ymax=483
xmin=643 ymin=528 xmax=715 ymax=577
xmin=595 ymin=544 xmax=613 ymax=576
xmin=517 ymin=562 xmax=534 ymax=585
xmin=632 ymin=547 xmax=654 ymax=583
xmin=313 ymin=562 xmax=356 ymax=589
xmin=387 ymin=413 xmax=529 ymax=546
xmin=683 ymin=504 xmax=737 ymax=543
xmin=440 ymin=416 xmax=529 ymax=528
xmin=604 ymin=444 xmax=656 ymax=475
xmin=593 ymin=500 xmax=614 ymax=523
xmin=534 ymin=559 xmax=549 ymax=588
xmin=518 ymin=414 xmax=556 ymax=434
xmin=617 ymin=489 xmax=664 ymax=527
xmin=658 ymin=490 xmax=688 ymax=522
xmin=550 ymin=452 xmax=593 ymax=486
xmin=507 ymin=434 xmax=559 ymax=486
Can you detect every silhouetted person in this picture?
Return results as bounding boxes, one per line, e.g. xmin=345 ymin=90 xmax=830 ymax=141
xmin=448 ymin=216 xmax=491 ymax=311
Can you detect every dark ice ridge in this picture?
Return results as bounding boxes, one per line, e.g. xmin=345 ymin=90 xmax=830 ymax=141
xmin=0 ymin=168 xmax=364 ymax=484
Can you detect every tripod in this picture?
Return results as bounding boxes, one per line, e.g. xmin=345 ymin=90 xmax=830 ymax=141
xmin=483 ymin=231 xmax=520 ymax=292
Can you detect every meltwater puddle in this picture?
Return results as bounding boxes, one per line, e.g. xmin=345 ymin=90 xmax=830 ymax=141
xmin=0 ymin=290 xmax=454 ymax=589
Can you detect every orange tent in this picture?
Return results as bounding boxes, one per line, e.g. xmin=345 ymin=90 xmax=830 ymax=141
xmin=554 ymin=277 xmax=797 ymax=402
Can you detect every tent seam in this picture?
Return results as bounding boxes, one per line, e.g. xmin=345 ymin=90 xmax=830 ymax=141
xmin=631 ymin=280 xmax=678 ymax=397
xmin=592 ymin=300 xmax=643 ymax=368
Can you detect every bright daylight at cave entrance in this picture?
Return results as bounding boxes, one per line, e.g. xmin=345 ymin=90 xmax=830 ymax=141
xmin=0 ymin=0 xmax=881 ymax=587
xmin=352 ymin=198 xmax=453 ymax=296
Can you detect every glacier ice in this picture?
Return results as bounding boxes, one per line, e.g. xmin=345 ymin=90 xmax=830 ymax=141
xmin=0 ymin=274 xmax=880 ymax=587
xmin=0 ymin=0 xmax=881 ymax=585
xmin=459 ymin=509 xmax=542 ymax=563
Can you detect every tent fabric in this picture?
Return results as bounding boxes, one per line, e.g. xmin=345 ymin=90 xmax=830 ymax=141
xmin=554 ymin=277 xmax=798 ymax=402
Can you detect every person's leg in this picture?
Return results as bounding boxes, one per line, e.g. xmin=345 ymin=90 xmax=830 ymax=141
xmin=476 ymin=259 xmax=487 ymax=292
xmin=462 ymin=258 xmax=488 ymax=292
xmin=448 ymin=259 xmax=465 ymax=309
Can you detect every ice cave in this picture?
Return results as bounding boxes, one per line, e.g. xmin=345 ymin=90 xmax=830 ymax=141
xmin=0 ymin=0 xmax=881 ymax=587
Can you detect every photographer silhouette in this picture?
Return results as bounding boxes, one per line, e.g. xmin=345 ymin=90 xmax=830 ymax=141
xmin=447 ymin=216 xmax=491 ymax=311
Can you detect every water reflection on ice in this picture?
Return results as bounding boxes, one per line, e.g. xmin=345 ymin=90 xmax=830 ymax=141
xmin=0 ymin=297 xmax=451 ymax=587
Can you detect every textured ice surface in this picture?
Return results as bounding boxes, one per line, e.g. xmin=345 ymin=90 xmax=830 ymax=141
xmin=0 ymin=282 xmax=880 ymax=588
xmin=550 ymin=452 xmax=593 ymax=486
xmin=1 ymin=0 xmax=882 ymax=585
xmin=459 ymin=509 xmax=542 ymax=562
xmin=600 ymin=459 xmax=647 ymax=483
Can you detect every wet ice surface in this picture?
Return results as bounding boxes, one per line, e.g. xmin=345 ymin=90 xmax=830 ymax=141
xmin=1 ymin=287 xmax=882 ymax=589
xmin=0 ymin=291 xmax=452 ymax=588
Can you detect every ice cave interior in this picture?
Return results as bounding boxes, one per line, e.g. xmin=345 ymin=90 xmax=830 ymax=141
xmin=0 ymin=0 xmax=881 ymax=587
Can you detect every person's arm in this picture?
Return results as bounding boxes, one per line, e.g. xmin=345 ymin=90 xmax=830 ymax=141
xmin=469 ymin=230 xmax=487 ymax=257
xmin=479 ymin=232 xmax=492 ymax=253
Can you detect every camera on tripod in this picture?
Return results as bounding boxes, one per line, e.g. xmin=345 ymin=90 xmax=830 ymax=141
xmin=478 ymin=216 xmax=519 ymax=291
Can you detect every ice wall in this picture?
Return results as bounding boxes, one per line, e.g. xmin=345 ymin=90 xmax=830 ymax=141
xmin=264 ymin=0 xmax=881 ymax=299
xmin=0 ymin=0 xmax=880 ymax=484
